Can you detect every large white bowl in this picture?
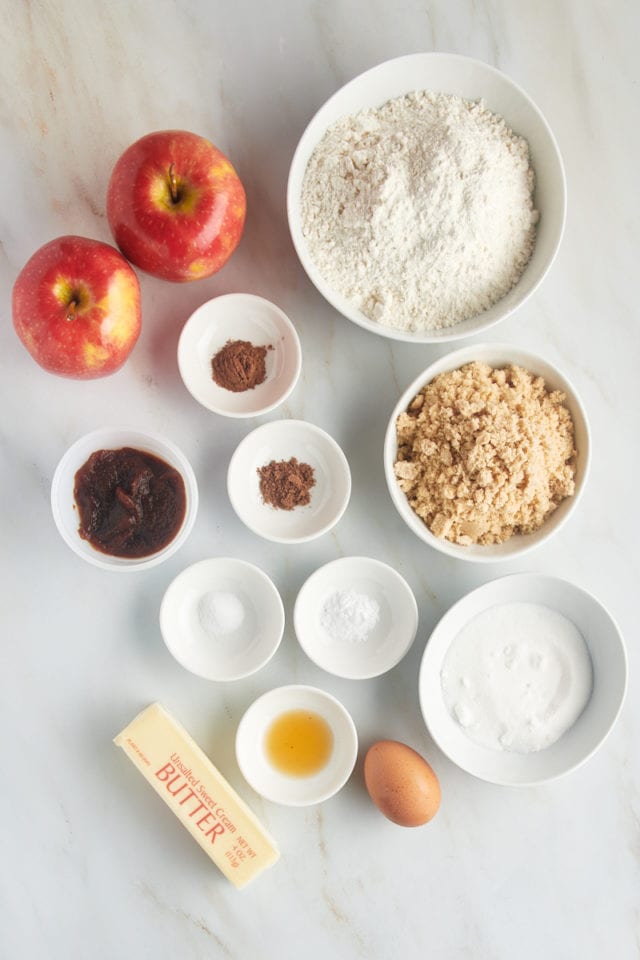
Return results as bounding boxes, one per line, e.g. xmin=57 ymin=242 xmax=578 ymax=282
xmin=235 ymin=684 xmax=358 ymax=806
xmin=51 ymin=428 xmax=198 ymax=572
xmin=419 ymin=574 xmax=627 ymax=786
xmin=159 ymin=558 xmax=285 ymax=681
xmin=227 ymin=419 xmax=351 ymax=544
xmin=177 ymin=294 xmax=302 ymax=418
xmin=383 ymin=344 xmax=590 ymax=562
xmin=287 ymin=53 xmax=566 ymax=343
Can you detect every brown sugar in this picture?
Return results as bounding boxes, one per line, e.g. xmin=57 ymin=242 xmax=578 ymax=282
xmin=393 ymin=361 xmax=577 ymax=546
xmin=257 ymin=457 xmax=316 ymax=510
xmin=211 ymin=339 xmax=271 ymax=392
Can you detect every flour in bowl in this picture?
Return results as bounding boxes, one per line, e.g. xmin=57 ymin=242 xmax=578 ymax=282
xmin=300 ymin=91 xmax=538 ymax=332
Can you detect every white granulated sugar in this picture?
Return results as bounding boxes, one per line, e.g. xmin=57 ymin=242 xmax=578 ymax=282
xmin=300 ymin=91 xmax=539 ymax=332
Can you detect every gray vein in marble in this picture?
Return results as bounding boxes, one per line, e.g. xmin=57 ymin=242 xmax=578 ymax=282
xmin=137 ymin=881 xmax=232 ymax=953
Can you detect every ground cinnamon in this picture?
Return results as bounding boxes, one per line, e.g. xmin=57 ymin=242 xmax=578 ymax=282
xmin=257 ymin=457 xmax=316 ymax=510
xmin=211 ymin=339 xmax=271 ymax=392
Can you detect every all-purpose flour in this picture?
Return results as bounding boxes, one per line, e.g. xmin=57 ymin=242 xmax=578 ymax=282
xmin=301 ymin=91 xmax=539 ymax=332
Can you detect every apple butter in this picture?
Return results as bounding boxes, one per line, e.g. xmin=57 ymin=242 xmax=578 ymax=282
xmin=74 ymin=447 xmax=186 ymax=558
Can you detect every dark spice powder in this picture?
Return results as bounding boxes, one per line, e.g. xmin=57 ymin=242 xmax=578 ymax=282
xmin=257 ymin=457 xmax=316 ymax=510
xmin=211 ymin=339 xmax=271 ymax=392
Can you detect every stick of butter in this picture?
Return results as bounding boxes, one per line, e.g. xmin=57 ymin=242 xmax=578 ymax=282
xmin=114 ymin=702 xmax=279 ymax=889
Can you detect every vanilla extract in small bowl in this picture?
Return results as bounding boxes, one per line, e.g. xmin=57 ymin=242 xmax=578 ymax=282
xmin=265 ymin=709 xmax=334 ymax=777
xmin=235 ymin=685 xmax=358 ymax=806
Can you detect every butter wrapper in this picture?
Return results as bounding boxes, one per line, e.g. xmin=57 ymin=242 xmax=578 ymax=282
xmin=114 ymin=702 xmax=279 ymax=888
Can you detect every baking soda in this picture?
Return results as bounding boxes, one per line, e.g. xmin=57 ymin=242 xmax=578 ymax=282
xmin=320 ymin=589 xmax=380 ymax=643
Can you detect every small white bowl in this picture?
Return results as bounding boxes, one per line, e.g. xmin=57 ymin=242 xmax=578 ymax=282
xmin=159 ymin=558 xmax=285 ymax=681
xmin=177 ymin=293 xmax=302 ymax=418
xmin=227 ymin=419 xmax=351 ymax=544
xmin=383 ymin=344 xmax=590 ymax=562
xmin=419 ymin=574 xmax=627 ymax=786
xmin=288 ymin=52 xmax=566 ymax=343
xmin=51 ymin=428 xmax=198 ymax=572
xmin=235 ymin=684 xmax=358 ymax=806
xmin=294 ymin=557 xmax=418 ymax=679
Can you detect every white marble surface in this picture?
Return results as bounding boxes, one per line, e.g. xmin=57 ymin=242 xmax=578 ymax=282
xmin=1 ymin=2 xmax=639 ymax=957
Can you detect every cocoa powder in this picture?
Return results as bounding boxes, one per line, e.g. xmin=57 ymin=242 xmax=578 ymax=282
xmin=257 ymin=458 xmax=316 ymax=510
xmin=211 ymin=339 xmax=271 ymax=392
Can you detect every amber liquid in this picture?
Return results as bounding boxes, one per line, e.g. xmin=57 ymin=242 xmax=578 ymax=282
xmin=265 ymin=709 xmax=334 ymax=777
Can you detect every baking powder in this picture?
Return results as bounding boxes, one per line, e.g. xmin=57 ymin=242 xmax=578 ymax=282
xmin=301 ymin=91 xmax=538 ymax=332
xmin=440 ymin=602 xmax=592 ymax=753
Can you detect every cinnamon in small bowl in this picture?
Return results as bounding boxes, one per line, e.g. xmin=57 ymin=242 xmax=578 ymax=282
xmin=178 ymin=293 xmax=302 ymax=418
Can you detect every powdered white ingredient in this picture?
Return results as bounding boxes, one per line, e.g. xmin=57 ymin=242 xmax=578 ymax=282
xmin=440 ymin=602 xmax=592 ymax=753
xmin=320 ymin=589 xmax=380 ymax=643
xmin=198 ymin=590 xmax=245 ymax=638
xmin=301 ymin=91 xmax=538 ymax=332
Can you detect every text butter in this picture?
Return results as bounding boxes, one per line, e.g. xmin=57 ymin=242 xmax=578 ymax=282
xmin=114 ymin=703 xmax=279 ymax=888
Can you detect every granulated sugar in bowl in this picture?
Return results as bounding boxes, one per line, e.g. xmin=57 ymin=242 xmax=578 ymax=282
xmin=288 ymin=53 xmax=566 ymax=343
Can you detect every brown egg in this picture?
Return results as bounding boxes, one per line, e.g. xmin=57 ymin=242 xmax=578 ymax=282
xmin=364 ymin=739 xmax=441 ymax=827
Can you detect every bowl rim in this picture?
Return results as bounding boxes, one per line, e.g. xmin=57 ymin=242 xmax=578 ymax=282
xmin=293 ymin=555 xmax=419 ymax=679
xmin=177 ymin=292 xmax=303 ymax=419
xmin=383 ymin=342 xmax=591 ymax=562
xmin=226 ymin=418 xmax=352 ymax=544
xmin=234 ymin=683 xmax=359 ymax=806
xmin=50 ymin=426 xmax=199 ymax=572
xmin=287 ymin=51 xmax=567 ymax=344
xmin=159 ymin=556 xmax=285 ymax=681
xmin=418 ymin=572 xmax=628 ymax=786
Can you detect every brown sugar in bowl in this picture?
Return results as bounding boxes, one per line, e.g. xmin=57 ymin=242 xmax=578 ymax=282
xmin=383 ymin=343 xmax=590 ymax=563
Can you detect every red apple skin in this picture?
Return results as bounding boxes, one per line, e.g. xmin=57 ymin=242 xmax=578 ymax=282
xmin=106 ymin=130 xmax=246 ymax=282
xmin=12 ymin=236 xmax=142 ymax=379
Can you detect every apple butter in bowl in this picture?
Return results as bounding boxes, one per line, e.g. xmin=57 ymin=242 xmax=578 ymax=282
xmin=74 ymin=447 xmax=186 ymax=559
xmin=51 ymin=428 xmax=198 ymax=571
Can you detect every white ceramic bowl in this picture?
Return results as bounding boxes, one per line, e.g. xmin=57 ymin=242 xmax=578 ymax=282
xmin=51 ymin=428 xmax=198 ymax=572
xmin=383 ymin=344 xmax=590 ymax=562
xmin=227 ymin=419 xmax=351 ymax=543
xmin=294 ymin=556 xmax=418 ymax=679
xmin=159 ymin=558 xmax=284 ymax=681
xmin=288 ymin=52 xmax=566 ymax=343
xmin=177 ymin=293 xmax=302 ymax=418
xmin=419 ymin=574 xmax=627 ymax=786
xmin=235 ymin=684 xmax=358 ymax=806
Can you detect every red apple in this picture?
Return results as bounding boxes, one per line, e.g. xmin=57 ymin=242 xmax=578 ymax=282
xmin=12 ymin=235 xmax=142 ymax=379
xmin=106 ymin=130 xmax=246 ymax=282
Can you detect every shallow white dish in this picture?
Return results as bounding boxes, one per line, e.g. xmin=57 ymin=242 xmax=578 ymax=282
xmin=51 ymin=427 xmax=198 ymax=572
xmin=227 ymin=419 xmax=351 ymax=543
xmin=177 ymin=293 xmax=302 ymax=418
xmin=419 ymin=574 xmax=627 ymax=786
xmin=287 ymin=52 xmax=566 ymax=343
xmin=235 ymin=684 xmax=358 ymax=806
xmin=383 ymin=343 xmax=590 ymax=563
xmin=159 ymin=558 xmax=284 ymax=681
xmin=294 ymin=556 xmax=418 ymax=679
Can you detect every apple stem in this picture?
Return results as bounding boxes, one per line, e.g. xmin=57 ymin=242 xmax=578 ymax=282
xmin=168 ymin=163 xmax=180 ymax=203
xmin=66 ymin=299 xmax=78 ymax=321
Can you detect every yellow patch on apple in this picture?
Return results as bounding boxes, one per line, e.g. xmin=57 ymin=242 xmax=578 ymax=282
xmin=97 ymin=273 xmax=141 ymax=348
xmin=209 ymin=160 xmax=233 ymax=179
xmin=188 ymin=259 xmax=211 ymax=278
xmin=83 ymin=340 xmax=111 ymax=369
